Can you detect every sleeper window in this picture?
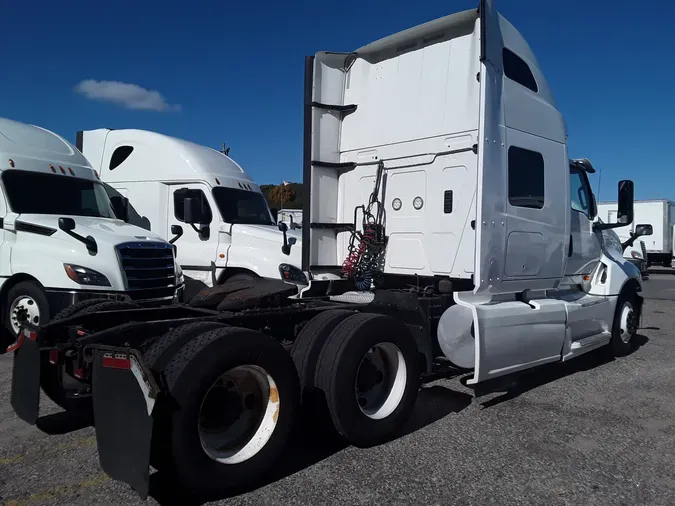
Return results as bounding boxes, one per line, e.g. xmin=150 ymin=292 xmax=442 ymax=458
xmin=109 ymin=146 xmax=134 ymax=170
xmin=503 ymin=47 xmax=538 ymax=93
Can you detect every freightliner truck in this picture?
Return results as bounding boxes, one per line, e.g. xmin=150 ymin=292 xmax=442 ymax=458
xmin=7 ymin=1 xmax=651 ymax=501
xmin=75 ymin=128 xmax=305 ymax=301
xmin=0 ymin=117 xmax=183 ymax=347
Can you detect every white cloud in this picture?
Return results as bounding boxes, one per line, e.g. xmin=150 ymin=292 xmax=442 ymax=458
xmin=74 ymin=79 xmax=181 ymax=112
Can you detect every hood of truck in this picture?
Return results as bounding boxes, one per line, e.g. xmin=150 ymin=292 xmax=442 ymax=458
xmin=16 ymin=214 xmax=163 ymax=244
xmin=8 ymin=214 xmax=173 ymax=293
xmin=229 ymin=223 xmax=302 ymax=271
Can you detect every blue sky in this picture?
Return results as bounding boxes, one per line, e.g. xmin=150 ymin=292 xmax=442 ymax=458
xmin=1 ymin=1 xmax=673 ymax=200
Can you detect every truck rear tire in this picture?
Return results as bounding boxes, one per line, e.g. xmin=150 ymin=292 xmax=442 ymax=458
xmin=314 ymin=313 xmax=421 ymax=448
xmin=153 ymin=325 xmax=299 ymax=498
xmin=51 ymin=298 xmax=112 ymax=321
xmin=290 ymin=309 xmax=356 ymax=403
xmin=41 ymin=300 xmax=140 ymax=412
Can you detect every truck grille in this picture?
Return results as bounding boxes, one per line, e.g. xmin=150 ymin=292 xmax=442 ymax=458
xmin=116 ymin=242 xmax=176 ymax=301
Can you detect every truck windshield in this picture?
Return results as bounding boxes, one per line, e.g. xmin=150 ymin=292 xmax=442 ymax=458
xmin=212 ymin=187 xmax=275 ymax=226
xmin=2 ymin=170 xmax=116 ymax=218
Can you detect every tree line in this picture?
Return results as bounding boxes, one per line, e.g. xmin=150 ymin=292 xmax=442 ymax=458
xmin=260 ymin=182 xmax=303 ymax=209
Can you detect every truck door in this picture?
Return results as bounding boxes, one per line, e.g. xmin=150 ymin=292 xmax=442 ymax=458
xmin=167 ymin=184 xmax=219 ymax=287
xmin=565 ymin=166 xmax=601 ymax=276
xmin=475 ymin=0 xmax=568 ymax=294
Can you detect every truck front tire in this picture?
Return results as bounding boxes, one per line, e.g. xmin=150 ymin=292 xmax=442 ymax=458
xmin=223 ymin=272 xmax=257 ymax=285
xmin=314 ymin=313 xmax=421 ymax=448
xmin=152 ymin=325 xmax=299 ymax=498
xmin=609 ymin=288 xmax=640 ymax=357
xmin=5 ymin=281 xmax=49 ymax=338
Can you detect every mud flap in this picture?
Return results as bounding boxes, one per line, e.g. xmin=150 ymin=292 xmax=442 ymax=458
xmin=10 ymin=331 xmax=41 ymax=424
xmin=635 ymin=293 xmax=645 ymax=328
xmin=92 ymin=349 xmax=157 ymax=500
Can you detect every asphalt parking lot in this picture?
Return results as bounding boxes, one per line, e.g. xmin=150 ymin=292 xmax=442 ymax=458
xmin=1 ymin=274 xmax=675 ymax=506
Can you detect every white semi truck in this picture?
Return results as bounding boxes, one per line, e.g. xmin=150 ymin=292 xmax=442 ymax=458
xmin=597 ymin=199 xmax=675 ymax=267
xmin=9 ymin=1 xmax=649 ymax=501
xmin=76 ymin=128 xmax=305 ymax=299
xmin=0 ymin=117 xmax=183 ymax=346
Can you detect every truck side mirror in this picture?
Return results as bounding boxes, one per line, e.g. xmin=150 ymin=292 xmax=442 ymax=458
xmin=110 ymin=196 xmax=129 ymax=222
xmin=169 ymin=224 xmax=184 ymax=244
xmin=183 ymin=197 xmax=204 ymax=224
xmin=616 ymin=180 xmax=634 ymax=225
xmin=635 ymin=224 xmax=653 ymax=237
xmin=58 ymin=217 xmax=75 ymax=232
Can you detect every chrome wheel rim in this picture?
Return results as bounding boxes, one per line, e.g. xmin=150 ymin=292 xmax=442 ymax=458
xmin=9 ymin=295 xmax=40 ymax=335
xmin=619 ymin=301 xmax=637 ymax=344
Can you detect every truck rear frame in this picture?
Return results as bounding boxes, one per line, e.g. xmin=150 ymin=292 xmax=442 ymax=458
xmin=10 ymin=278 xmax=462 ymax=499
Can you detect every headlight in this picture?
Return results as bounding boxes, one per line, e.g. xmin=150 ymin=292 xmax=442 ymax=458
xmin=631 ymin=251 xmax=643 ymax=260
xmin=175 ymin=263 xmax=184 ymax=284
xmin=64 ymin=264 xmax=111 ymax=287
xmin=279 ymin=263 xmax=308 ymax=285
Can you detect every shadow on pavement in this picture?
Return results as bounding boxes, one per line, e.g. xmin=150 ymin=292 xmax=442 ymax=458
xmin=478 ymin=334 xmax=649 ymax=410
xmin=36 ymin=409 xmax=94 ymax=435
xmin=148 ymin=384 xmax=471 ymax=506
xmin=647 ymin=268 xmax=675 ymax=275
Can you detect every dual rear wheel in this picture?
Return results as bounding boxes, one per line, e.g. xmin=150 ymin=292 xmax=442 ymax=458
xmin=147 ymin=311 xmax=421 ymax=497
xmin=291 ymin=311 xmax=421 ymax=447
xmin=35 ymin=298 xmax=422 ymax=498
xmin=145 ymin=322 xmax=299 ymax=498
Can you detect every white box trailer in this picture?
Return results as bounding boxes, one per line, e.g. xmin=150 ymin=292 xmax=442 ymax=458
xmin=597 ymin=199 xmax=675 ymax=266
xmin=277 ymin=208 xmax=303 ymax=229
xmin=8 ymin=1 xmax=650 ymax=500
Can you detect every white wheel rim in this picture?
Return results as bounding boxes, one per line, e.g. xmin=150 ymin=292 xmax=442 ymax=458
xmin=619 ymin=301 xmax=636 ymax=344
xmin=198 ymin=365 xmax=280 ymax=465
xmin=9 ymin=295 xmax=40 ymax=334
xmin=355 ymin=342 xmax=407 ymax=420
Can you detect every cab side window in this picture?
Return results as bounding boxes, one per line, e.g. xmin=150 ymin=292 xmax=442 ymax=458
xmin=508 ymin=146 xmax=545 ymax=209
xmin=569 ymin=168 xmax=593 ymax=218
xmin=173 ymin=188 xmax=213 ymax=223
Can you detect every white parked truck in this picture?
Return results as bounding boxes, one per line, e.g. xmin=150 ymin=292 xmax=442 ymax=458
xmin=597 ymin=199 xmax=675 ymax=267
xmin=76 ymin=128 xmax=305 ymax=299
xmin=0 ymin=117 xmax=183 ymax=345
xmin=9 ymin=1 xmax=648 ymax=501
